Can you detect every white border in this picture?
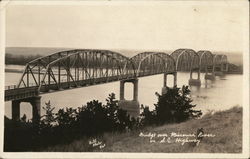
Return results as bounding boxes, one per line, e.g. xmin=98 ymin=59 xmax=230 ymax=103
xmin=242 ymin=1 xmax=250 ymax=157
xmin=0 ymin=1 xmax=6 ymax=158
xmin=0 ymin=1 xmax=249 ymax=158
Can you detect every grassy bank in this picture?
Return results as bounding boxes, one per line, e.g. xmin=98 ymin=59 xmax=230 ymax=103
xmin=42 ymin=106 xmax=242 ymax=153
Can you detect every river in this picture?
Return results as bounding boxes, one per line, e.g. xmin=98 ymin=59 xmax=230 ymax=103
xmin=4 ymin=65 xmax=242 ymax=119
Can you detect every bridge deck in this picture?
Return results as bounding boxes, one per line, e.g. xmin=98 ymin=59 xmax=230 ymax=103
xmin=5 ymin=71 xmax=176 ymax=101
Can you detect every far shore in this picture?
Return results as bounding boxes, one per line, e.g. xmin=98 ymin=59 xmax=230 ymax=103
xmin=5 ymin=66 xmax=243 ymax=75
xmin=5 ymin=68 xmax=24 ymax=73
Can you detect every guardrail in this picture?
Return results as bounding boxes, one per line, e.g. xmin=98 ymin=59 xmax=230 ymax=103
xmin=5 ymin=83 xmax=38 ymax=90
xmin=5 ymin=86 xmax=39 ymax=101
xmin=5 ymin=85 xmax=17 ymax=90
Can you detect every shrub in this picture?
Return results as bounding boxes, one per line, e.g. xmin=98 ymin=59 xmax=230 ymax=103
xmin=140 ymin=85 xmax=202 ymax=126
xmin=76 ymin=100 xmax=109 ymax=135
xmin=4 ymin=86 xmax=202 ymax=151
xmin=139 ymin=105 xmax=156 ymax=126
xmin=41 ymin=100 xmax=56 ymax=127
xmin=4 ymin=93 xmax=136 ymax=151
xmin=154 ymin=85 xmax=202 ymax=124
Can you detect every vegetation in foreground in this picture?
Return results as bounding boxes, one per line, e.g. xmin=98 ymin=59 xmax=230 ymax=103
xmin=43 ymin=106 xmax=242 ymax=153
xmin=4 ymin=85 xmax=241 ymax=153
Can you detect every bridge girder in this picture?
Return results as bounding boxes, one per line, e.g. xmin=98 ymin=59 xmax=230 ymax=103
xmin=213 ymin=54 xmax=228 ymax=65
xmin=130 ymin=52 xmax=176 ymax=77
xmin=14 ymin=49 xmax=228 ymax=93
xmin=197 ymin=50 xmax=214 ymax=71
xmin=17 ymin=50 xmax=79 ymax=88
xmin=171 ymin=49 xmax=200 ymax=71
xmin=221 ymin=55 xmax=228 ymax=64
xmin=17 ymin=49 xmax=136 ymax=91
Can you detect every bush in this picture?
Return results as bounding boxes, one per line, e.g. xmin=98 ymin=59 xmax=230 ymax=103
xmin=139 ymin=105 xmax=156 ymax=126
xmin=140 ymin=85 xmax=202 ymax=125
xmin=4 ymin=93 xmax=136 ymax=151
xmin=4 ymin=86 xmax=202 ymax=151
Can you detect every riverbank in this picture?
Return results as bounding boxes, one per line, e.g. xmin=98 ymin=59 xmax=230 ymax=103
xmin=5 ymin=67 xmax=243 ymax=75
xmin=42 ymin=106 xmax=242 ymax=153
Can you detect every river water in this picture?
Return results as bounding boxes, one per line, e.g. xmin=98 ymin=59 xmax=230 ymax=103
xmin=5 ymin=65 xmax=242 ymax=119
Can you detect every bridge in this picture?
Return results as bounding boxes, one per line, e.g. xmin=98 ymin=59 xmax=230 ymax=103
xmin=5 ymin=48 xmax=228 ymax=121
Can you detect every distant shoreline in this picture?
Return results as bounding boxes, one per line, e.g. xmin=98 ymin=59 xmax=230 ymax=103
xmin=5 ymin=67 xmax=243 ymax=75
xmin=226 ymin=71 xmax=243 ymax=75
xmin=5 ymin=68 xmax=24 ymax=73
xmin=5 ymin=47 xmax=243 ymax=66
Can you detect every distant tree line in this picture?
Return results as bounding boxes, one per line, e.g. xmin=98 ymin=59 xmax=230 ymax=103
xmin=4 ymin=85 xmax=202 ymax=152
xmin=228 ymin=63 xmax=243 ymax=74
xmin=5 ymin=53 xmax=242 ymax=75
xmin=5 ymin=53 xmax=126 ymax=69
xmin=5 ymin=53 xmax=42 ymax=65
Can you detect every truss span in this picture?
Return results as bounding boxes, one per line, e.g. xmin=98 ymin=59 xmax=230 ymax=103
xmin=130 ymin=52 xmax=176 ymax=77
xmin=197 ymin=50 xmax=214 ymax=72
xmin=213 ymin=54 xmax=228 ymax=65
xmin=171 ymin=49 xmax=200 ymax=71
xmin=5 ymin=48 xmax=228 ymax=101
xmin=17 ymin=49 xmax=136 ymax=92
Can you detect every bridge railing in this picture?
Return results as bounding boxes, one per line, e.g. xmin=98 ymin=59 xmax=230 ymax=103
xmin=5 ymin=85 xmax=17 ymax=90
xmin=5 ymin=83 xmax=38 ymax=90
xmin=5 ymin=86 xmax=39 ymax=101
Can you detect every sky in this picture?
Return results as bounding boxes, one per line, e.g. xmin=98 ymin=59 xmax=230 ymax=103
xmin=5 ymin=1 xmax=248 ymax=53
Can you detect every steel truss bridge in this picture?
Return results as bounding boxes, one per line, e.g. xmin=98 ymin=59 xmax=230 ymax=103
xmin=5 ymin=48 xmax=228 ymax=102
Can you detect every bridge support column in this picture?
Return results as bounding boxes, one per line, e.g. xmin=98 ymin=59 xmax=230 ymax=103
xmin=120 ymin=80 xmax=125 ymax=100
xmin=12 ymin=100 xmax=20 ymax=121
xmin=226 ymin=63 xmax=229 ymax=72
xmin=205 ymin=73 xmax=215 ymax=81
xmin=30 ymin=96 xmax=41 ymax=123
xmin=221 ymin=63 xmax=228 ymax=72
xmin=162 ymin=72 xmax=177 ymax=94
xmin=133 ymin=79 xmax=139 ymax=102
xmin=11 ymin=96 xmax=41 ymax=123
xmin=205 ymin=66 xmax=215 ymax=81
xmin=214 ymin=71 xmax=224 ymax=76
xmin=188 ymin=69 xmax=201 ymax=87
xmin=118 ymin=79 xmax=140 ymax=118
xmin=214 ymin=65 xmax=224 ymax=76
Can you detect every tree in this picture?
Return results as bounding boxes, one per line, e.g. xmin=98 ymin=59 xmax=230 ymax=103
xmin=154 ymin=85 xmax=202 ymax=124
xmin=41 ymin=100 xmax=56 ymax=127
xmin=140 ymin=105 xmax=156 ymax=126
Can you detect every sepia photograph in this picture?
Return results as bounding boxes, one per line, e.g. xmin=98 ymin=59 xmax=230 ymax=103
xmin=0 ymin=0 xmax=249 ymax=158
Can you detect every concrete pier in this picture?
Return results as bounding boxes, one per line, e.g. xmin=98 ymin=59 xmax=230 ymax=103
xmin=11 ymin=96 xmax=41 ymax=122
xmin=205 ymin=74 xmax=215 ymax=80
xmin=214 ymin=71 xmax=224 ymax=76
xmin=162 ymin=72 xmax=177 ymax=94
xmin=118 ymin=79 xmax=140 ymax=118
xmin=189 ymin=69 xmax=201 ymax=87
xmin=30 ymin=96 xmax=41 ymax=123
xmin=12 ymin=100 xmax=20 ymax=121
xmin=221 ymin=63 xmax=229 ymax=72
xmin=205 ymin=71 xmax=215 ymax=80
xmin=213 ymin=63 xmax=228 ymax=76
xmin=204 ymin=66 xmax=215 ymax=81
xmin=118 ymin=100 xmax=140 ymax=118
xmin=189 ymin=79 xmax=201 ymax=86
